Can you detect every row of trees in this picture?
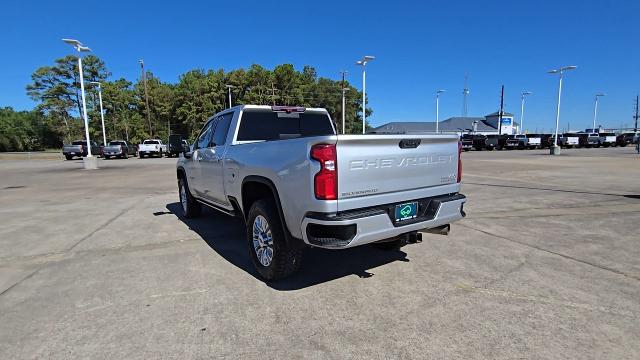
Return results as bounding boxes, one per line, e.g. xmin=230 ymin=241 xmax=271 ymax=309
xmin=1 ymin=55 xmax=372 ymax=151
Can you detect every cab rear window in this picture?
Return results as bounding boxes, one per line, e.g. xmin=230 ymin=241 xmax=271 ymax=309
xmin=236 ymin=109 xmax=334 ymax=141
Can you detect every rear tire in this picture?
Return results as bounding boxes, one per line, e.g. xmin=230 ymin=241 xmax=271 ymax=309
xmin=178 ymin=177 xmax=201 ymax=218
xmin=65 ymin=155 xmax=73 ymax=160
xmin=246 ymin=199 xmax=302 ymax=281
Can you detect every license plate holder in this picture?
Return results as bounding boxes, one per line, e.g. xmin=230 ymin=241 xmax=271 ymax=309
xmin=395 ymin=202 xmax=418 ymax=222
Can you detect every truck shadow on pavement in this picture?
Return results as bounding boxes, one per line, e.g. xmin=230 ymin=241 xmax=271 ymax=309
xmin=166 ymin=202 xmax=409 ymax=291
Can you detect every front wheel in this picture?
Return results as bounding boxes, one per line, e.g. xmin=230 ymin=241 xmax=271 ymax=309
xmin=158 ymin=150 xmax=163 ymax=158
xmin=178 ymin=177 xmax=201 ymax=218
xmin=65 ymin=155 xmax=73 ymax=160
xmin=246 ymin=199 xmax=302 ymax=281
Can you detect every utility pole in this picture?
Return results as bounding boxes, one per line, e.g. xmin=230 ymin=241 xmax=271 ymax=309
xmin=462 ymin=74 xmax=469 ymax=117
xmin=498 ymin=85 xmax=505 ymax=135
xmin=139 ymin=59 xmax=152 ymax=137
xmin=340 ymin=71 xmax=348 ymax=134
xmin=634 ymin=95 xmax=639 ymax=132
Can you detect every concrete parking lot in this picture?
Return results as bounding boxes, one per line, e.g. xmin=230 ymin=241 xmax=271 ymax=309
xmin=1 ymin=147 xmax=639 ymax=359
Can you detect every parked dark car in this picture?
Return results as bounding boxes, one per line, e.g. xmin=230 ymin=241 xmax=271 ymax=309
xmin=617 ymin=132 xmax=639 ymax=147
xmin=485 ymin=134 xmax=508 ymax=150
xmin=167 ymin=134 xmax=189 ymax=157
xmin=102 ymin=140 xmax=137 ymax=159
xmin=472 ymin=134 xmax=488 ymax=151
xmin=460 ymin=134 xmax=473 ymax=151
xmin=539 ymin=134 xmax=555 ymax=148
xmin=62 ymin=140 xmax=101 ymax=160
xmin=506 ymin=135 xmax=526 ymax=150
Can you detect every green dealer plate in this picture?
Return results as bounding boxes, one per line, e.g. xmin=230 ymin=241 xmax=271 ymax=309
xmin=395 ymin=202 xmax=418 ymax=222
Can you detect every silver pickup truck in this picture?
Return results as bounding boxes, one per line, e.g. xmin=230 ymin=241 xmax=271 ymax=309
xmin=176 ymin=105 xmax=466 ymax=280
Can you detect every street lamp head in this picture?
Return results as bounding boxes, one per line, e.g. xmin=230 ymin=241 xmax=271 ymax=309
xmin=436 ymin=89 xmax=446 ymax=94
xmin=562 ymin=65 xmax=577 ymax=71
xmin=595 ymin=93 xmax=606 ymax=97
xmin=547 ymin=69 xmax=559 ymax=74
xmin=89 ymin=81 xmax=101 ymax=87
xmin=62 ymin=38 xmax=82 ymax=46
xmin=139 ymin=59 xmax=144 ymax=64
xmin=522 ymin=91 xmax=532 ymax=96
xmin=78 ymin=46 xmax=91 ymax=52
xmin=363 ymin=55 xmax=375 ymax=61
xmin=355 ymin=60 xmax=364 ymax=66
xmin=225 ymin=84 xmax=234 ymax=89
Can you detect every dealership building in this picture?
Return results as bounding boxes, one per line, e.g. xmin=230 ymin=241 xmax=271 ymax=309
xmin=371 ymin=112 xmax=520 ymax=135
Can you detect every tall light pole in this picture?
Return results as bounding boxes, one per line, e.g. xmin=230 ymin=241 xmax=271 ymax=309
xmin=436 ymin=90 xmax=445 ymax=133
xmin=548 ymin=65 xmax=577 ymax=155
xmin=226 ymin=85 xmax=234 ymax=108
xmin=62 ymin=39 xmax=93 ymax=158
xmin=520 ymin=91 xmax=532 ymax=134
xmin=593 ymin=93 xmax=606 ymax=131
xmin=356 ymin=55 xmax=374 ymax=134
xmin=89 ymin=82 xmax=107 ymax=146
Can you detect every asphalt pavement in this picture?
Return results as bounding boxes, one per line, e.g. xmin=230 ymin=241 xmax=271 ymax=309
xmin=1 ymin=147 xmax=639 ymax=359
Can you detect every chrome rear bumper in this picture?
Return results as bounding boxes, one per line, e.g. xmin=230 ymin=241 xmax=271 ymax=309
xmin=301 ymin=194 xmax=466 ymax=249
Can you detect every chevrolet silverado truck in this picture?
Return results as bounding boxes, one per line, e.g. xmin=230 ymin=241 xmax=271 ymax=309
xmin=138 ymin=139 xmax=166 ymax=158
xmin=598 ymin=132 xmax=617 ymax=147
xmin=62 ymin=140 xmax=100 ymax=160
xmin=176 ymin=105 xmax=466 ymax=280
xmin=525 ymin=134 xmax=542 ymax=149
xmin=561 ymin=133 xmax=579 ymax=148
xmin=102 ymin=140 xmax=137 ymax=159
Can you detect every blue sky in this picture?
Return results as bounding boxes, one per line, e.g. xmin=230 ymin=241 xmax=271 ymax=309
xmin=1 ymin=0 xmax=638 ymax=131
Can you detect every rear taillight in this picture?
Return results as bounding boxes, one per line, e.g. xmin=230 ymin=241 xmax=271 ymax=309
xmin=120 ymin=145 xmax=124 ymax=152
xmin=310 ymin=144 xmax=337 ymax=200
xmin=457 ymin=141 xmax=462 ymax=183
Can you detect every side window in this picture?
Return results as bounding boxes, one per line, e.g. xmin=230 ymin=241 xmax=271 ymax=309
xmin=211 ymin=113 xmax=233 ymax=146
xmin=195 ymin=119 xmax=215 ymax=150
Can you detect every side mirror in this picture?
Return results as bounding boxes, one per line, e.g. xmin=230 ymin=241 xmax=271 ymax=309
xmin=182 ymin=144 xmax=192 ymax=159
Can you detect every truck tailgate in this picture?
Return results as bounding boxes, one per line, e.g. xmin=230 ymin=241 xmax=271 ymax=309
xmin=335 ymin=134 xmax=459 ymax=203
